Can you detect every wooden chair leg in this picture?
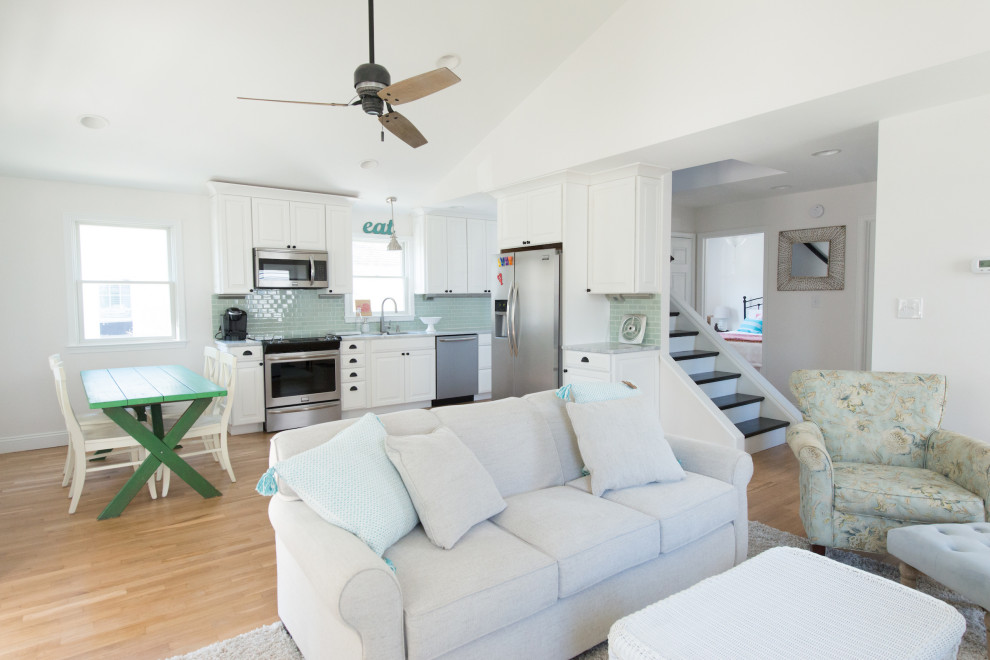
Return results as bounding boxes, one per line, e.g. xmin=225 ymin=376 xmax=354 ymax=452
xmin=810 ymin=544 xmax=826 ymax=555
xmin=898 ymin=561 xmax=920 ymax=589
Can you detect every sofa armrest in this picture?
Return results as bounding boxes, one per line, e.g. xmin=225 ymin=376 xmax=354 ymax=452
xmin=269 ymin=497 xmax=405 ymax=660
xmin=786 ymin=422 xmax=833 ymax=474
xmin=927 ymin=429 xmax=990 ymax=518
xmin=666 ymin=435 xmax=753 ymax=487
xmin=785 ymin=421 xmax=835 ymax=546
xmin=666 ymin=435 xmax=753 ymax=564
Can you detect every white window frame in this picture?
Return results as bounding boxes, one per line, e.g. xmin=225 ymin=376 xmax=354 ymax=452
xmin=64 ymin=215 xmax=186 ymax=350
xmin=345 ymin=235 xmax=415 ymax=323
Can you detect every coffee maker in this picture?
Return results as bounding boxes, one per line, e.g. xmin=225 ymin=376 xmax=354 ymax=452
xmin=221 ymin=307 xmax=248 ymax=340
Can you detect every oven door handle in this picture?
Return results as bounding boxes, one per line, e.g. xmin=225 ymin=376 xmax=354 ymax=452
xmin=310 ymin=256 xmax=315 ymax=285
xmin=265 ymin=350 xmax=339 ymax=362
xmin=267 ymin=401 xmax=341 ymax=415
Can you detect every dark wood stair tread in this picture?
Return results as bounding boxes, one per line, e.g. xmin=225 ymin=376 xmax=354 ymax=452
xmin=735 ymin=417 xmax=790 ymax=438
xmin=669 ymin=330 xmax=699 ymax=338
xmin=671 ymin=349 xmax=719 ymax=361
xmin=710 ymin=393 xmax=766 ymax=410
xmin=690 ymin=371 xmax=741 ymax=385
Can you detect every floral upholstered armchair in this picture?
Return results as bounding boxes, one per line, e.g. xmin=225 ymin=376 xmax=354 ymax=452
xmin=787 ymin=370 xmax=990 ymax=554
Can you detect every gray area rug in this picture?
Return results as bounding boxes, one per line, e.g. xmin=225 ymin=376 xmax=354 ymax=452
xmin=168 ymin=521 xmax=986 ymax=659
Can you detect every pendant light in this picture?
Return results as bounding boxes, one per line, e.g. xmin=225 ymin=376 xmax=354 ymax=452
xmin=386 ymin=196 xmax=401 ymax=251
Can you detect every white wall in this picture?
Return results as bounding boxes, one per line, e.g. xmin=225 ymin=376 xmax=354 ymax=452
xmin=872 ymin=94 xmax=990 ymax=437
xmin=671 ymin=203 xmax=697 ymax=234
xmin=693 ymin=183 xmax=877 ymax=400
xmin=703 ymin=234 xmax=764 ymax=330
xmin=0 ymin=176 xmax=213 ymax=452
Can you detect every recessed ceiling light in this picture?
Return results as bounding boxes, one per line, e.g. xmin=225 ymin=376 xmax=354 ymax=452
xmin=771 ymin=185 xmax=792 ymax=191
xmin=360 ymin=159 xmax=379 ymax=170
xmin=436 ymin=54 xmax=461 ymax=69
xmin=79 ymin=115 xmax=109 ymax=130
xmin=811 ymin=148 xmax=841 ymax=157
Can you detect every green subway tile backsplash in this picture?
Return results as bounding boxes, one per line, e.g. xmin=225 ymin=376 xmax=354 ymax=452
xmin=211 ymin=292 xmax=491 ymax=339
xmin=608 ymin=295 xmax=663 ymax=345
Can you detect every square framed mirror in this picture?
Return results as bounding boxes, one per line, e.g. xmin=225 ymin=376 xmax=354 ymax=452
xmin=777 ymin=225 xmax=846 ymax=291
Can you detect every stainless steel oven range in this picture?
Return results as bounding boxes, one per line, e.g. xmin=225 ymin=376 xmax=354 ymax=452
xmin=263 ymin=335 xmax=342 ymax=432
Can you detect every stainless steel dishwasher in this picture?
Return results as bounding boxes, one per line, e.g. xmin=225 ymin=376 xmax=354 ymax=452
xmin=434 ymin=334 xmax=479 ymax=404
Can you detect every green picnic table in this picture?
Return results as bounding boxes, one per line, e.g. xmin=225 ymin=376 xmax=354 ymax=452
xmin=80 ymin=364 xmax=227 ymax=520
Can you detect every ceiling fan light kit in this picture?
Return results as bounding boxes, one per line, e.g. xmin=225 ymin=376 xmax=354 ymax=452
xmin=237 ymin=0 xmax=460 ymax=149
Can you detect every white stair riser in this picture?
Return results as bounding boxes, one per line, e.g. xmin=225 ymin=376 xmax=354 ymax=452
xmin=676 ymin=356 xmax=716 ymax=375
xmin=744 ymin=427 xmax=786 ymax=453
xmin=698 ymin=378 xmax=739 ymax=398
xmin=669 ymin=316 xmax=678 ymax=332
xmin=668 ymin=335 xmax=696 ymax=353
xmin=721 ymin=402 xmax=762 ymax=424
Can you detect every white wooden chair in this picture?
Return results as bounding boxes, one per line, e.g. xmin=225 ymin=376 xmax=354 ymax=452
xmin=49 ymin=354 xmax=117 ymax=488
xmin=160 ymin=346 xmax=221 ymax=416
xmin=52 ymin=362 xmax=158 ymax=514
xmin=162 ymin=350 xmax=238 ymax=495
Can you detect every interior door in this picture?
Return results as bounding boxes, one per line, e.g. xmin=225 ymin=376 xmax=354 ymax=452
xmin=670 ymin=234 xmax=696 ymax=308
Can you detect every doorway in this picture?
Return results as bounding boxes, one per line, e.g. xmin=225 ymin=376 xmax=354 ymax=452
xmin=701 ymin=232 xmax=765 ymax=331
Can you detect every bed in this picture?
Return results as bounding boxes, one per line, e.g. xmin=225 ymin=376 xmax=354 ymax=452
xmin=719 ymin=295 xmax=763 ymax=371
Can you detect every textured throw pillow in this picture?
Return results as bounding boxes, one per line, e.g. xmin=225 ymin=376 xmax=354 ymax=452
xmin=385 ymin=426 xmax=506 ymax=549
xmin=556 ymin=381 xmax=641 ymax=403
xmin=256 ymin=413 xmax=418 ymax=556
xmin=737 ymin=318 xmax=763 ymax=334
xmin=565 ymin=395 xmax=685 ymax=496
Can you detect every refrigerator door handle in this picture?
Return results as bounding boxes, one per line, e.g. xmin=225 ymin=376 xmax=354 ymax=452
xmin=511 ymin=281 xmax=520 ymax=357
xmin=507 ymin=282 xmax=517 ymax=357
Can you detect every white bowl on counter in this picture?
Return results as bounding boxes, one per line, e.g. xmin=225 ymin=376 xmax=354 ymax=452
xmin=419 ymin=316 xmax=441 ymax=334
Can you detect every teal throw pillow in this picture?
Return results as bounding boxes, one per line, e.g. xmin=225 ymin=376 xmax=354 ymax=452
xmin=737 ymin=318 xmax=763 ymax=334
xmin=256 ymin=413 xmax=418 ymax=556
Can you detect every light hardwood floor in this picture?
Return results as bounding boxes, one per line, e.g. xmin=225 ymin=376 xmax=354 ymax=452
xmin=0 ymin=434 xmax=802 ymax=659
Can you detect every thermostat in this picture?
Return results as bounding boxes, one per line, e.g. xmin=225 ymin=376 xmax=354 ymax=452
xmin=972 ymin=258 xmax=990 ymax=273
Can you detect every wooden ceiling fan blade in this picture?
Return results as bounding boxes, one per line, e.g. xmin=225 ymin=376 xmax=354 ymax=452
xmin=236 ymin=97 xmax=352 ymax=107
xmin=377 ymin=67 xmax=460 ymax=105
xmin=379 ymin=112 xmax=427 ymax=148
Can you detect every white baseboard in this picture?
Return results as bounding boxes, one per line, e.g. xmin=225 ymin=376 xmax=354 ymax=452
xmin=0 ymin=431 xmax=68 ymax=454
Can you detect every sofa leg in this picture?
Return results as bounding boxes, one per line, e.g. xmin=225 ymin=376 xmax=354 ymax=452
xmin=810 ymin=544 xmax=826 ymax=556
xmin=898 ymin=561 xmax=920 ymax=589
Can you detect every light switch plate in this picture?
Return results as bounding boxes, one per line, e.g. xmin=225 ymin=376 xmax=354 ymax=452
xmin=897 ymin=298 xmax=924 ymax=319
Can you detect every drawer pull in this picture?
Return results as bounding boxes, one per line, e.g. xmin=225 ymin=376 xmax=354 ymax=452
xmin=349 ymin=344 xmax=357 ymax=349
xmin=580 ymin=357 xmax=590 ymax=363
xmin=350 ymin=372 xmax=358 ymax=378
xmin=350 ymin=386 xmax=358 ymax=391
xmin=349 ymin=358 xmax=358 ymax=363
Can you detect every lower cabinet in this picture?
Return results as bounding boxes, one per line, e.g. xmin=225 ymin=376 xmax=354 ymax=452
xmin=369 ymin=336 xmax=436 ymax=408
xmin=477 ymin=333 xmax=492 ymax=396
xmin=231 ymin=360 xmax=266 ymax=426
xmin=561 ymin=348 xmax=660 ymax=416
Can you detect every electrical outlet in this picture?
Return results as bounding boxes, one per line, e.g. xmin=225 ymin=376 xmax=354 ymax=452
xmin=896 ymin=298 xmax=924 ymax=319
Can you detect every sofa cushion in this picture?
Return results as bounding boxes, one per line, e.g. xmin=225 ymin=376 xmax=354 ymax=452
xmin=491 ymin=486 xmax=660 ymax=597
xmin=567 ymin=472 xmax=738 ymax=553
xmin=524 ymin=390 xmax=585 ymax=482
xmin=432 ymin=397 xmax=564 ymax=497
xmin=833 ymin=463 xmax=985 ymax=523
xmin=385 ymin=426 xmax=506 ymax=549
xmin=566 ymin=395 xmax=685 ymax=496
xmin=383 ymin=522 xmax=558 ymax=660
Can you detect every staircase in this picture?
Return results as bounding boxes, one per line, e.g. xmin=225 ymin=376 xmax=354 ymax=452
xmin=667 ymin=304 xmax=799 ymax=453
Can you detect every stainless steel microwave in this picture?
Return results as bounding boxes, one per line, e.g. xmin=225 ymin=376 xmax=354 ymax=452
xmin=254 ymin=248 xmax=329 ymax=289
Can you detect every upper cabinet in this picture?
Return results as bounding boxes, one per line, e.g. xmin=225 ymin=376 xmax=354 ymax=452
xmin=496 ymin=183 xmax=563 ymax=249
xmin=208 ymin=182 xmax=353 ymax=295
xmin=587 ymin=167 xmax=667 ymax=294
xmin=414 ymin=215 xmax=495 ymax=295
xmin=467 ymin=218 xmax=498 ymax=294
xmin=252 ymin=199 xmax=326 ymax=250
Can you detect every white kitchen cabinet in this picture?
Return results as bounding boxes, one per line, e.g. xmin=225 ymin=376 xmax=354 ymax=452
xmin=326 ymin=205 xmax=353 ymax=294
xmin=340 ymin=340 xmax=367 ymax=410
xmin=370 ymin=336 xmax=436 ymax=407
xmin=414 ymin=215 xmax=483 ymax=295
xmin=467 ymin=219 xmax=498 ymax=294
xmin=252 ymin=198 xmax=327 ymax=250
xmin=497 ymin=184 xmax=562 ymax=250
xmin=215 ymin=341 xmax=265 ymax=432
xmin=561 ymin=348 xmax=660 ymax=416
xmin=485 ymin=220 xmax=498 ymax=293
xmin=477 ymin=333 xmax=492 ymax=396
xmin=587 ymin=172 xmax=663 ymax=294
xmin=211 ymin=194 xmax=254 ymax=295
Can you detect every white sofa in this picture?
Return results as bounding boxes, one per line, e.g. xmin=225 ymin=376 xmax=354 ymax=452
xmin=267 ymin=391 xmax=754 ymax=660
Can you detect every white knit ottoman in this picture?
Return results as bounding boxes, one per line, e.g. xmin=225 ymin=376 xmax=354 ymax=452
xmin=888 ymin=523 xmax=990 ymax=660
xmin=608 ymin=547 xmax=965 ymax=660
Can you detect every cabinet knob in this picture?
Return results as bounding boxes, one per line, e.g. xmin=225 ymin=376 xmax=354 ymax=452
xmin=328 ymin=289 xmax=333 ymax=293
xmin=350 ymin=386 xmax=358 ymax=391
xmin=563 ymin=368 xmax=568 ymax=373
xmin=586 ymin=288 xmax=591 ymax=293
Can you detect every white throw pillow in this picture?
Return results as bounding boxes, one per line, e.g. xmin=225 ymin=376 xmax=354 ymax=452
xmin=256 ymin=413 xmax=418 ymax=556
xmin=565 ymin=395 xmax=685 ymax=496
xmin=386 ymin=426 xmax=507 ymax=549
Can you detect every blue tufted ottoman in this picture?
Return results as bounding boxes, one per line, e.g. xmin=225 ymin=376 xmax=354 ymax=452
xmin=887 ymin=523 xmax=990 ymax=659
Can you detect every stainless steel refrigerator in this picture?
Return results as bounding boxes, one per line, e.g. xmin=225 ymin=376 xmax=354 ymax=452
xmin=492 ymin=247 xmax=561 ymax=398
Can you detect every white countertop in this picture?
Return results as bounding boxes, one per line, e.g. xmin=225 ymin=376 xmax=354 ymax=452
xmin=215 ymin=338 xmax=262 ymax=347
xmin=563 ymin=342 xmax=661 ymax=354
xmin=338 ymin=328 xmax=490 ymax=339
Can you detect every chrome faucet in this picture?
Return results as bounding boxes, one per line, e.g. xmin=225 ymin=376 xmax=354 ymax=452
xmin=380 ymin=297 xmax=398 ymax=334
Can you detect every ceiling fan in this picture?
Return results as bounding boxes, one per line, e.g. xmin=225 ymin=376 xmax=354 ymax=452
xmin=237 ymin=0 xmax=460 ymax=148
